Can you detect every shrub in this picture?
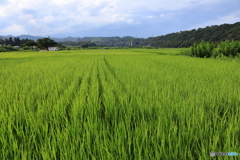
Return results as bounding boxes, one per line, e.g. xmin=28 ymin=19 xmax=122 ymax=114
xmin=81 ymin=44 xmax=88 ymax=48
xmin=22 ymin=46 xmax=31 ymax=50
xmin=181 ymin=40 xmax=240 ymax=58
xmin=142 ymin=46 xmax=154 ymax=49
xmin=0 ymin=47 xmax=6 ymax=52
xmin=0 ymin=45 xmax=18 ymax=52
xmin=88 ymin=46 xmax=101 ymax=49
xmin=188 ymin=41 xmax=216 ymax=58
xmin=212 ymin=40 xmax=240 ymax=57
xmin=180 ymin=48 xmax=191 ymax=56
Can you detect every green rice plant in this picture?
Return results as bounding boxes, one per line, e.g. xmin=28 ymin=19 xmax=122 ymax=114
xmin=0 ymin=49 xmax=239 ymax=159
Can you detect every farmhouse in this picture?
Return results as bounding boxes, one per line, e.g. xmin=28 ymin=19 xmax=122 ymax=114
xmin=48 ymin=47 xmax=59 ymax=51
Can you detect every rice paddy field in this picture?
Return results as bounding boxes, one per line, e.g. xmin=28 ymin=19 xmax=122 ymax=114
xmin=0 ymin=49 xmax=239 ymax=159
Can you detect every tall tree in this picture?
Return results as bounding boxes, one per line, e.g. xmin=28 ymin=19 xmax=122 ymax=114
xmin=36 ymin=38 xmax=58 ymax=50
xmin=9 ymin=37 xmax=13 ymax=46
xmin=24 ymin=40 xmax=37 ymax=47
xmin=13 ymin=37 xmax=21 ymax=46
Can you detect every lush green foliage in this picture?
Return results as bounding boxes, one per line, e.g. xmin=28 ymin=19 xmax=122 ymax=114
xmin=0 ymin=37 xmax=31 ymax=47
xmin=76 ymin=36 xmax=145 ymax=47
xmin=36 ymin=38 xmax=58 ymax=50
xmin=181 ymin=40 xmax=240 ymax=58
xmin=0 ymin=49 xmax=239 ymax=159
xmin=23 ymin=40 xmax=37 ymax=47
xmin=0 ymin=37 xmax=66 ymax=52
xmin=0 ymin=45 xmax=19 ymax=52
xmin=146 ymin=22 xmax=240 ymax=48
xmin=212 ymin=40 xmax=240 ymax=58
xmin=2 ymin=22 xmax=240 ymax=49
xmin=58 ymin=40 xmax=97 ymax=47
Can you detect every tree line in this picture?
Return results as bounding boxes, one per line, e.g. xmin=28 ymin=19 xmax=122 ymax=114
xmin=145 ymin=22 xmax=240 ymax=48
xmin=0 ymin=37 xmax=66 ymax=52
xmin=58 ymin=41 xmax=96 ymax=47
xmin=57 ymin=22 xmax=240 ymax=48
xmin=1 ymin=22 xmax=240 ymax=50
xmin=181 ymin=40 xmax=240 ymax=58
xmin=0 ymin=37 xmax=30 ymax=46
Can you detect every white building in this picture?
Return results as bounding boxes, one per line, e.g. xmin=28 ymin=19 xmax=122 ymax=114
xmin=48 ymin=47 xmax=59 ymax=51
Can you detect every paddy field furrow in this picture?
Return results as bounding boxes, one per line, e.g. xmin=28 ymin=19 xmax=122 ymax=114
xmin=103 ymin=56 xmax=127 ymax=92
xmin=96 ymin=60 xmax=106 ymax=120
xmin=102 ymin=57 xmax=133 ymax=108
xmin=0 ymin=49 xmax=240 ymax=160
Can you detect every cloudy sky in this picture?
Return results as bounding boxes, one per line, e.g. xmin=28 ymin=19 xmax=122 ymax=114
xmin=0 ymin=0 xmax=240 ymax=38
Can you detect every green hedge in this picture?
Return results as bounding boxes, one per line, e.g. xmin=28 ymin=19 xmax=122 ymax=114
xmin=0 ymin=45 xmax=19 ymax=52
xmin=181 ymin=40 xmax=240 ymax=58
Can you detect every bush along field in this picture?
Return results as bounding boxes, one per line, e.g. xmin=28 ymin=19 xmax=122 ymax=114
xmin=0 ymin=49 xmax=240 ymax=159
xmin=181 ymin=40 xmax=240 ymax=58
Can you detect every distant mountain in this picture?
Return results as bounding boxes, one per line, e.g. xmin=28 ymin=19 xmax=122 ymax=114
xmin=1 ymin=35 xmax=43 ymax=41
xmin=0 ymin=35 xmax=141 ymax=44
xmin=52 ymin=36 xmax=81 ymax=42
xmin=58 ymin=36 xmax=146 ymax=47
xmin=19 ymin=35 xmax=43 ymax=41
xmin=2 ymin=21 xmax=240 ymax=47
xmin=145 ymin=22 xmax=240 ymax=48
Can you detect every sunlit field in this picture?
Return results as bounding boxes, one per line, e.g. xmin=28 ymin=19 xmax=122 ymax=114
xmin=0 ymin=49 xmax=239 ymax=159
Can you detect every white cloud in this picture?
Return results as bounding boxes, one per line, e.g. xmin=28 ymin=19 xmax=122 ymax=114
xmin=160 ymin=14 xmax=165 ymax=18
xmin=126 ymin=19 xmax=134 ymax=23
xmin=42 ymin=15 xmax=55 ymax=24
xmin=190 ymin=12 xmax=240 ymax=29
xmin=2 ymin=24 xmax=26 ymax=35
xmin=49 ymin=0 xmax=75 ymax=6
xmin=0 ymin=0 xmax=239 ymax=37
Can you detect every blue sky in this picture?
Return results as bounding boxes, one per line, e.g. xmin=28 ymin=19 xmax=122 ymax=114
xmin=0 ymin=0 xmax=240 ymax=38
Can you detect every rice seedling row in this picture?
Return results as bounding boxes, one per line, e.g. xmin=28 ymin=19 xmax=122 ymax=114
xmin=0 ymin=49 xmax=239 ymax=159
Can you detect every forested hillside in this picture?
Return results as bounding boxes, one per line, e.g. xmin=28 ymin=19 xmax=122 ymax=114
xmin=146 ymin=22 xmax=240 ymax=48
xmin=57 ymin=36 xmax=145 ymax=47
xmin=1 ymin=22 xmax=240 ymax=48
xmin=80 ymin=36 xmax=146 ymax=47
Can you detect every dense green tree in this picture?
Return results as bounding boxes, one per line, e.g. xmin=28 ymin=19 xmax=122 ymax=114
xmin=8 ymin=37 xmax=13 ymax=46
xmin=36 ymin=38 xmax=58 ymax=50
xmin=59 ymin=36 xmax=145 ymax=47
xmin=57 ymin=43 xmax=66 ymax=50
xmin=58 ymin=41 xmax=96 ymax=47
xmin=181 ymin=40 xmax=240 ymax=58
xmin=0 ymin=38 xmax=4 ymax=45
xmin=0 ymin=37 xmax=34 ymax=48
xmin=20 ymin=38 xmax=29 ymax=46
xmin=81 ymin=44 xmax=88 ymax=48
xmin=24 ymin=40 xmax=37 ymax=47
xmin=13 ymin=37 xmax=21 ymax=46
xmin=146 ymin=22 xmax=240 ymax=48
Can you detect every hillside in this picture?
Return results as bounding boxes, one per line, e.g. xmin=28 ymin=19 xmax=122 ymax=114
xmin=58 ymin=36 xmax=145 ymax=47
xmin=0 ymin=35 xmax=145 ymax=47
xmin=145 ymin=22 xmax=240 ymax=48
xmin=1 ymin=22 xmax=240 ymax=48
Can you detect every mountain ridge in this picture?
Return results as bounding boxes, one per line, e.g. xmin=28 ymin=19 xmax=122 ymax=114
xmin=1 ymin=21 xmax=240 ymax=48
